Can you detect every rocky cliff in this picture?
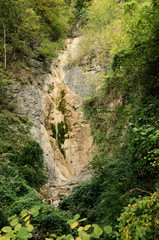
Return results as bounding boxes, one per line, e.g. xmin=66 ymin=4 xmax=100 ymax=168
xmin=13 ymin=38 xmax=96 ymax=201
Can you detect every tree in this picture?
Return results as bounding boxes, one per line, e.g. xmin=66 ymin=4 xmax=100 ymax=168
xmin=0 ymin=0 xmax=40 ymax=65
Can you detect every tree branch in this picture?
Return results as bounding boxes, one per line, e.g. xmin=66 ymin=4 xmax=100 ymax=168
xmin=130 ymin=188 xmax=152 ymax=195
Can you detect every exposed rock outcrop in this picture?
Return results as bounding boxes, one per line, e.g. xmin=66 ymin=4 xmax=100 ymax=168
xmin=14 ymin=37 xmax=95 ymax=200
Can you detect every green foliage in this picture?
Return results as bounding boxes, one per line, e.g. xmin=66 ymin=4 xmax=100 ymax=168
xmin=117 ymin=191 xmax=159 ymax=240
xmin=17 ymin=140 xmax=43 ymax=168
xmin=124 ymin=1 xmax=138 ymax=14
xmin=0 ymin=0 xmax=40 ymax=62
xmin=1 ymin=201 xmax=71 ymax=239
xmin=0 ymin=110 xmax=31 ymax=155
xmin=39 ymin=39 xmax=59 ymax=61
xmin=32 ymin=0 xmax=69 ymax=40
xmin=58 ymin=90 xmax=66 ymax=114
xmin=52 ymin=118 xmax=69 ymax=156
xmin=0 ymin=109 xmax=46 ymax=228
xmin=65 ymin=0 xmax=91 ymax=27
xmin=0 ymin=206 xmax=40 ymax=240
xmin=86 ymin=0 xmax=118 ymax=30
xmin=0 ymin=110 xmax=45 ymax=188
xmin=0 ymin=0 xmax=73 ymax=67
xmin=31 ymin=204 xmax=70 ymax=238
xmin=131 ymin=124 xmax=159 ymax=168
xmin=76 ymin=0 xmax=122 ymax=69
xmin=0 ymin=211 xmax=113 ymax=240
xmin=0 ymin=68 xmax=14 ymax=109
xmin=75 ymin=0 xmax=91 ymax=11
xmin=65 ymin=215 xmax=105 ymax=240
xmin=111 ymin=0 xmax=159 ymax=99
xmin=0 ymin=1 xmax=159 ymax=240
xmin=124 ymin=97 xmax=159 ymax=178
xmin=61 ymin=2 xmax=159 ymax=235
xmin=45 ymin=214 xmax=112 ymax=240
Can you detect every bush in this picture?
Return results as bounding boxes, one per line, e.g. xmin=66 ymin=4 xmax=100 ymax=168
xmin=117 ymin=191 xmax=159 ymax=240
xmin=16 ymin=140 xmax=43 ymax=167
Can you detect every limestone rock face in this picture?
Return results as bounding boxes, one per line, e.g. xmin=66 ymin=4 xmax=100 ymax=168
xmin=41 ymin=38 xmax=94 ymax=196
xmin=13 ymin=37 xmax=94 ymax=200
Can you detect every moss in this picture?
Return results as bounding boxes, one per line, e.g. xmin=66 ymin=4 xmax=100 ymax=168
xmin=0 ymin=110 xmax=46 ymax=224
xmin=51 ymin=117 xmax=69 ymax=157
xmin=58 ymin=90 xmax=66 ymax=114
xmin=52 ymin=123 xmax=56 ymax=139
xmin=48 ymin=83 xmax=54 ymax=91
xmin=0 ymin=110 xmax=32 ymax=155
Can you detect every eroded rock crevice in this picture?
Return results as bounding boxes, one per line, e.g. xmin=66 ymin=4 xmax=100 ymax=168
xmin=41 ymin=38 xmax=94 ymax=200
xmin=14 ymin=38 xmax=94 ymax=201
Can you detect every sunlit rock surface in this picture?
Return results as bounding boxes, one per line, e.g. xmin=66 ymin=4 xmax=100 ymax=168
xmin=14 ymin=38 xmax=94 ymax=200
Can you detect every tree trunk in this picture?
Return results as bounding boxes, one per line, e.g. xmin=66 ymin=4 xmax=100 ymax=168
xmin=2 ymin=21 xmax=7 ymax=70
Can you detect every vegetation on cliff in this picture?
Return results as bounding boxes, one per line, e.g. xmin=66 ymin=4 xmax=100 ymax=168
xmin=0 ymin=0 xmax=159 ymax=239
xmin=61 ymin=0 xmax=159 ymax=239
xmin=0 ymin=0 xmax=75 ymax=236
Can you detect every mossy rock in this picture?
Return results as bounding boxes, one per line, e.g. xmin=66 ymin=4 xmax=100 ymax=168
xmin=51 ymin=117 xmax=69 ymax=157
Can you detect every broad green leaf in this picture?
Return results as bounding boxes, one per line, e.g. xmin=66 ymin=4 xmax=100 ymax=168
xmin=56 ymin=235 xmax=66 ymax=240
xmin=76 ymin=238 xmax=82 ymax=240
xmin=24 ymin=216 xmax=30 ymax=222
xmin=73 ymin=214 xmax=80 ymax=221
xmin=21 ymin=210 xmax=28 ymax=217
xmin=14 ymin=224 xmax=22 ymax=232
xmin=92 ymin=224 xmax=98 ymax=228
xmin=67 ymin=220 xmax=75 ymax=225
xmin=32 ymin=206 xmax=40 ymax=211
xmin=71 ymin=222 xmax=78 ymax=229
xmin=78 ymin=227 xmax=84 ymax=232
xmin=26 ymin=233 xmax=32 ymax=239
xmin=29 ymin=206 xmax=40 ymax=217
xmin=10 ymin=218 xmax=18 ymax=227
xmin=21 ymin=213 xmax=28 ymax=219
xmin=0 ymin=236 xmax=5 ymax=240
xmin=78 ymin=218 xmax=87 ymax=222
xmin=27 ymin=224 xmax=34 ymax=232
xmin=84 ymin=225 xmax=91 ymax=231
xmin=32 ymin=211 xmax=39 ymax=217
xmin=104 ymin=226 xmax=112 ymax=234
xmin=93 ymin=225 xmax=103 ymax=236
xmin=156 ymin=219 xmax=159 ymax=224
xmin=79 ymin=231 xmax=90 ymax=240
xmin=6 ymin=230 xmax=14 ymax=239
xmin=50 ymin=234 xmax=57 ymax=238
xmin=8 ymin=215 xmax=17 ymax=222
xmin=2 ymin=226 xmax=12 ymax=233
xmin=60 ymin=235 xmax=66 ymax=239
xmin=65 ymin=234 xmax=73 ymax=240
xmin=82 ymin=236 xmax=90 ymax=240
xmin=90 ymin=233 xmax=100 ymax=239
xmin=25 ymin=220 xmax=30 ymax=227
xmin=17 ymin=227 xmax=28 ymax=237
xmin=57 ymin=237 xmax=64 ymax=240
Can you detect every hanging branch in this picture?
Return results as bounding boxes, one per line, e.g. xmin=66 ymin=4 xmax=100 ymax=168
xmin=130 ymin=188 xmax=152 ymax=195
xmin=33 ymin=189 xmax=54 ymax=206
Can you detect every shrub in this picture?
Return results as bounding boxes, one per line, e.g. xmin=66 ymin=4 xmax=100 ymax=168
xmin=117 ymin=191 xmax=159 ymax=240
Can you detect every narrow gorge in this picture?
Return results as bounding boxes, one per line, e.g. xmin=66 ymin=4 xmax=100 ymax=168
xmin=13 ymin=37 xmax=95 ymax=202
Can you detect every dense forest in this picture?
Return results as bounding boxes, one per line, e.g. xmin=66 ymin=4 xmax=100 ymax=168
xmin=0 ymin=0 xmax=159 ymax=240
